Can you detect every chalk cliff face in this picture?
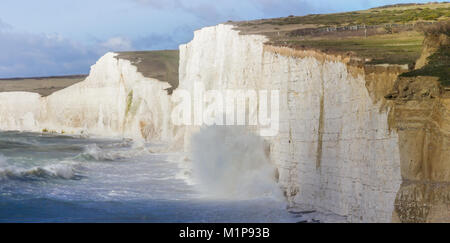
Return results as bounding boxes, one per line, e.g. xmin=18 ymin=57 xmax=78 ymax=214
xmin=180 ymin=24 xmax=405 ymax=222
xmin=0 ymin=92 xmax=42 ymax=131
xmin=0 ymin=53 xmax=180 ymax=145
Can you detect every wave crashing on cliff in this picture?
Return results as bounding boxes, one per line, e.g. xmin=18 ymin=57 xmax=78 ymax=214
xmin=191 ymin=126 xmax=283 ymax=200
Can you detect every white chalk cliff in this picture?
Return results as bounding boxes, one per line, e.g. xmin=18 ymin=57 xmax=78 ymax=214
xmin=179 ymin=24 xmax=405 ymax=222
xmin=0 ymin=53 xmax=180 ymax=145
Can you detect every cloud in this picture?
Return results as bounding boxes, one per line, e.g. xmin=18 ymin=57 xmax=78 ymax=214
xmin=132 ymin=0 xmax=180 ymax=9
xmin=100 ymin=37 xmax=133 ymax=52
xmin=130 ymin=0 xmax=330 ymax=22
xmin=0 ymin=20 xmax=100 ymax=78
xmin=248 ymin=0 xmax=318 ymax=16
xmin=130 ymin=0 xmax=248 ymax=22
xmin=0 ymin=17 xmax=187 ymax=78
xmin=0 ymin=18 xmax=12 ymax=31
xmin=132 ymin=25 xmax=194 ymax=50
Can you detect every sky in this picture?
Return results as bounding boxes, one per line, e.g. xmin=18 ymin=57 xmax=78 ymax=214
xmin=0 ymin=0 xmax=446 ymax=78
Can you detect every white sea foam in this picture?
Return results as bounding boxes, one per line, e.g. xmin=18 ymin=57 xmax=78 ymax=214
xmin=80 ymin=142 xmax=148 ymax=161
xmin=0 ymin=155 xmax=80 ymax=180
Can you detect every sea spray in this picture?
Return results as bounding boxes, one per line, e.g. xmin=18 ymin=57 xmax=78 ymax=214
xmin=191 ymin=126 xmax=283 ymax=200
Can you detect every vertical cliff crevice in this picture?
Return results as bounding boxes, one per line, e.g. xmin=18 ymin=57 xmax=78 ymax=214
xmin=316 ymin=69 xmax=325 ymax=171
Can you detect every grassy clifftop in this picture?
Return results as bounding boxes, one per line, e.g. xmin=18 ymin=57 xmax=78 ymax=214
xmin=232 ymin=2 xmax=449 ymax=86
xmin=0 ymin=75 xmax=87 ymax=96
xmin=245 ymin=3 xmax=449 ymax=26
xmin=401 ymin=28 xmax=449 ymax=86
xmin=116 ymin=50 xmax=179 ymax=94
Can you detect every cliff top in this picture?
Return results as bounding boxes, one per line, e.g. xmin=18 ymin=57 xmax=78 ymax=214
xmin=0 ymin=75 xmax=87 ymax=96
xmin=233 ymin=2 xmax=449 ymax=35
xmin=231 ymin=2 xmax=449 ymax=86
xmin=115 ymin=50 xmax=179 ymax=94
xmin=0 ymin=50 xmax=180 ymax=96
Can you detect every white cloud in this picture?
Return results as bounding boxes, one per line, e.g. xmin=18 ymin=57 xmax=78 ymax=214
xmin=0 ymin=19 xmax=139 ymax=78
xmin=130 ymin=0 xmax=325 ymax=21
xmin=130 ymin=0 xmax=247 ymax=22
xmin=0 ymin=19 xmax=100 ymax=78
xmin=100 ymin=36 xmax=133 ymax=52
xmin=132 ymin=25 xmax=194 ymax=50
xmin=0 ymin=18 xmax=12 ymax=31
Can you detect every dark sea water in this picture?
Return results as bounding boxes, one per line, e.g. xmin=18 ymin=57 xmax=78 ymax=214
xmin=0 ymin=131 xmax=295 ymax=223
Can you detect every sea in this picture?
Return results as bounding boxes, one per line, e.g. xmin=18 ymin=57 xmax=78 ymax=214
xmin=0 ymin=131 xmax=297 ymax=223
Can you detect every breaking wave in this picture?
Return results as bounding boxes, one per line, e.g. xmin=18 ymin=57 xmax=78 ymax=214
xmin=0 ymin=154 xmax=81 ymax=181
xmin=77 ymin=142 xmax=146 ymax=161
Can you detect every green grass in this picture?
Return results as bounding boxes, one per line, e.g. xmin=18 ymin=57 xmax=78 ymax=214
xmin=126 ymin=90 xmax=133 ymax=115
xmin=116 ymin=50 xmax=179 ymax=94
xmin=280 ymin=33 xmax=424 ymax=64
xmin=252 ymin=7 xmax=450 ymax=26
xmin=400 ymin=45 xmax=450 ymax=86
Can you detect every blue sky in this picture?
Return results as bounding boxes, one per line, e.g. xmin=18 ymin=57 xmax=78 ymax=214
xmin=0 ymin=0 xmax=445 ymax=78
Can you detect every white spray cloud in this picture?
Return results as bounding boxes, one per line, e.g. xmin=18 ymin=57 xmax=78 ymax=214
xmin=191 ymin=126 xmax=283 ymax=200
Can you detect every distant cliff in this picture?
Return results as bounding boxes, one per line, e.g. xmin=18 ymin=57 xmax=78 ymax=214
xmin=0 ymin=52 xmax=183 ymax=149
